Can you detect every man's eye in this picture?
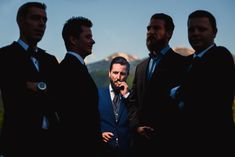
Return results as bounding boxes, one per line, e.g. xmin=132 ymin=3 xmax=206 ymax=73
xmin=147 ymin=26 xmax=159 ymax=31
xmin=147 ymin=26 xmax=150 ymax=31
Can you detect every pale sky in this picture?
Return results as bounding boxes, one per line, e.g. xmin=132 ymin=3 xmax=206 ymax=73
xmin=0 ymin=0 xmax=234 ymax=63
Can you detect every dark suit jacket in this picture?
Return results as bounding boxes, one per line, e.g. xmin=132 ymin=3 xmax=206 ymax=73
xmin=0 ymin=42 xmax=59 ymax=156
xmin=98 ymin=87 xmax=131 ymax=155
xmin=178 ymin=45 xmax=235 ymax=154
xmin=128 ymin=49 xmax=188 ymax=154
xmin=57 ymin=53 xmax=101 ymax=156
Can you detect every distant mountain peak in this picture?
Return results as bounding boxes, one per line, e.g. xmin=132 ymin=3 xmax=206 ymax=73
xmin=105 ymin=52 xmax=139 ymax=62
xmin=173 ymin=47 xmax=195 ymax=56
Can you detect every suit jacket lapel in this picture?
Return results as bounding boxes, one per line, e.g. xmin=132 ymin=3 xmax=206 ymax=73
xmin=150 ymin=48 xmax=172 ymax=79
xmin=12 ymin=42 xmax=40 ymax=75
xmin=141 ymin=58 xmax=150 ymax=90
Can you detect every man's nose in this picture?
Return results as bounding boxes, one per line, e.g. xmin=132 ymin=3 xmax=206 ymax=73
xmin=117 ymin=74 xmax=122 ymax=80
xmin=39 ymin=18 xmax=46 ymax=27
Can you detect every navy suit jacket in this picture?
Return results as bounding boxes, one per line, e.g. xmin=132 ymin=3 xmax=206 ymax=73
xmin=98 ymin=87 xmax=131 ymax=149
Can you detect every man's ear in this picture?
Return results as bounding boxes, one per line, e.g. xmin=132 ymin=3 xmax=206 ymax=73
xmin=213 ymin=28 xmax=217 ymax=38
xmin=17 ymin=16 xmax=24 ymax=28
xmin=166 ymin=30 xmax=173 ymax=40
xmin=69 ymin=36 xmax=78 ymax=46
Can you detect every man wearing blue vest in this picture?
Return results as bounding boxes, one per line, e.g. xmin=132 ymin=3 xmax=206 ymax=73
xmin=98 ymin=56 xmax=133 ymax=157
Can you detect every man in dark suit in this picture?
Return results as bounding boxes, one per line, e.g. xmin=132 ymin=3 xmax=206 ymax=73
xmin=172 ymin=10 xmax=235 ymax=155
xmin=0 ymin=2 xmax=59 ymax=156
xmin=127 ymin=13 xmax=188 ymax=156
xmin=98 ymin=56 xmax=133 ymax=157
xmin=57 ymin=16 xmax=102 ymax=156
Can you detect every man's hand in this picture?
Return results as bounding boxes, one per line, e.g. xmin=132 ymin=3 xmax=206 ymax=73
xmin=26 ymin=82 xmax=38 ymax=92
xmin=102 ymin=132 xmax=114 ymax=143
xmin=26 ymin=81 xmax=47 ymax=93
xmin=116 ymin=81 xmax=129 ymax=96
xmin=137 ymin=126 xmax=155 ymax=140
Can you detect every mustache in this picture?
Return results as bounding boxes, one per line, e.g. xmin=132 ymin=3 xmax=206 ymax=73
xmin=147 ymin=35 xmax=156 ymax=41
xmin=113 ymin=80 xmax=123 ymax=83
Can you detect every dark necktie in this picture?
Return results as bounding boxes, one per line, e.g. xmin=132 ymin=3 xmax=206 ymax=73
xmin=113 ymin=92 xmax=119 ymax=107
xmin=28 ymin=47 xmax=38 ymax=58
xmin=193 ymin=56 xmax=201 ymax=64
xmin=147 ymin=53 xmax=163 ymax=80
xmin=113 ymin=92 xmax=120 ymax=122
xmin=27 ymin=47 xmax=40 ymax=71
xmin=188 ymin=56 xmax=201 ymax=71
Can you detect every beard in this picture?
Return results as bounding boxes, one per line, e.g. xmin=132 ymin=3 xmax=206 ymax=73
xmin=146 ymin=36 xmax=166 ymax=53
xmin=110 ymin=79 xmax=123 ymax=93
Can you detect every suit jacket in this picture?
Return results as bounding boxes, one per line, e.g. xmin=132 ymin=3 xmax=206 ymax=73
xmin=98 ymin=87 xmax=131 ymax=150
xmin=178 ymin=45 xmax=235 ymax=154
xmin=127 ymin=48 xmax=188 ymax=155
xmin=129 ymin=48 xmax=188 ymax=128
xmin=0 ymin=42 xmax=59 ymax=156
xmin=57 ymin=53 xmax=101 ymax=156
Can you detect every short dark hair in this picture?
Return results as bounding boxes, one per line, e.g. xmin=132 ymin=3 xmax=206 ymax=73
xmin=188 ymin=10 xmax=217 ymax=33
xmin=62 ymin=16 xmax=93 ymax=50
xmin=151 ymin=13 xmax=175 ymax=32
xmin=16 ymin=2 xmax=46 ymax=24
xmin=110 ymin=56 xmax=130 ymax=74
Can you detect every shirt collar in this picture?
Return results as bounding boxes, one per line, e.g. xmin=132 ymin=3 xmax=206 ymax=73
xmin=149 ymin=45 xmax=170 ymax=59
xmin=109 ymin=84 xmax=115 ymax=93
xmin=193 ymin=44 xmax=215 ymax=58
xmin=67 ymin=51 xmax=85 ymax=65
xmin=17 ymin=39 xmax=38 ymax=52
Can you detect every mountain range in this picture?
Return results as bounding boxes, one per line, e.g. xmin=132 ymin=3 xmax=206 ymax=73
xmin=88 ymin=48 xmax=235 ymax=88
xmin=88 ymin=47 xmax=194 ymax=88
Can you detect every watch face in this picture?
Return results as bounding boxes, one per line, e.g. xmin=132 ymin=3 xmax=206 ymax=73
xmin=38 ymin=82 xmax=47 ymax=91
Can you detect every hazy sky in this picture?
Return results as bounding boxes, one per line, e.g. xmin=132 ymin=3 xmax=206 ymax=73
xmin=0 ymin=0 xmax=234 ymax=63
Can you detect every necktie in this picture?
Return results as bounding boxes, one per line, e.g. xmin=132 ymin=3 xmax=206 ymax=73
xmin=28 ymin=47 xmax=40 ymax=71
xmin=188 ymin=56 xmax=201 ymax=71
xmin=113 ymin=92 xmax=119 ymax=107
xmin=27 ymin=47 xmax=38 ymax=58
xmin=193 ymin=56 xmax=201 ymax=64
xmin=147 ymin=53 xmax=163 ymax=80
xmin=113 ymin=92 xmax=120 ymax=122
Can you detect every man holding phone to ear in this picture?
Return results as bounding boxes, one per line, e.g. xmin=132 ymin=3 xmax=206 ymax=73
xmin=98 ymin=56 xmax=133 ymax=157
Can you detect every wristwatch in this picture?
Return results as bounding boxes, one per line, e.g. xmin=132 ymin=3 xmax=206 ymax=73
xmin=37 ymin=82 xmax=47 ymax=92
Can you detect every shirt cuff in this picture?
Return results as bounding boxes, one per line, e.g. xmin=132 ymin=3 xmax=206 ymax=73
xmin=123 ymin=92 xmax=130 ymax=98
xmin=170 ymin=86 xmax=180 ymax=99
